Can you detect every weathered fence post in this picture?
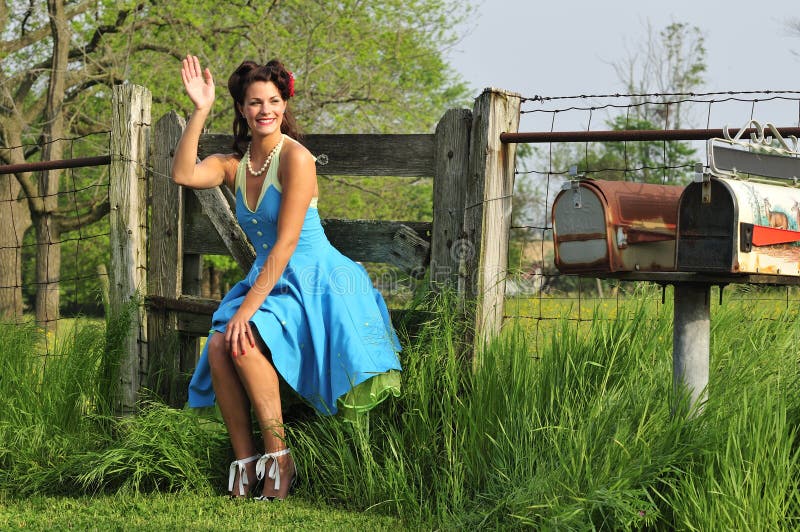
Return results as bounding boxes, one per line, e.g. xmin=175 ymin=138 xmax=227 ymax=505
xmin=463 ymin=88 xmax=521 ymax=361
xmin=180 ymin=192 xmax=207 ymax=385
xmin=431 ymin=108 xmax=472 ymax=291
xmin=147 ymin=111 xmax=186 ymax=404
xmin=109 ymin=84 xmax=151 ymax=413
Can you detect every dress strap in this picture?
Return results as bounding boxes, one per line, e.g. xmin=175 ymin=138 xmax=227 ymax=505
xmin=234 ymin=154 xmax=247 ymax=195
xmin=236 ymin=135 xmax=318 ymax=210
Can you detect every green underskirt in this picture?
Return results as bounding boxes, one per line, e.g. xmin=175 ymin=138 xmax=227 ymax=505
xmin=337 ymin=370 xmax=401 ymax=421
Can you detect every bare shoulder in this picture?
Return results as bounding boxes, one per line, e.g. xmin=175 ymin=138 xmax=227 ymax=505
xmin=280 ymin=137 xmax=316 ymax=170
xmin=278 ymin=138 xmax=316 ymax=194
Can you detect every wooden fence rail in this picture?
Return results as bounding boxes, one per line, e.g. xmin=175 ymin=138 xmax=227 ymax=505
xmin=109 ymin=84 xmax=520 ymax=408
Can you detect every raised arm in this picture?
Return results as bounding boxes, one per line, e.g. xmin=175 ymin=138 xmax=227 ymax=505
xmin=172 ymin=54 xmax=228 ymax=189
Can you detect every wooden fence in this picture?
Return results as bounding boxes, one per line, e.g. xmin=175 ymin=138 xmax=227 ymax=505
xmin=108 ymin=84 xmax=521 ymax=409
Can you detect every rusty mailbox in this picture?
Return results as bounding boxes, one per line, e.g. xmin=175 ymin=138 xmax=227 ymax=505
xmin=552 ymin=179 xmax=685 ymax=274
xmin=677 ymin=124 xmax=800 ymax=276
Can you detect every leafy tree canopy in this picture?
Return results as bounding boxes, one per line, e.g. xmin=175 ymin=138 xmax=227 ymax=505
xmin=2 ymin=0 xmax=472 ymax=152
xmin=0 ymin=0 xmax=473 ymax=319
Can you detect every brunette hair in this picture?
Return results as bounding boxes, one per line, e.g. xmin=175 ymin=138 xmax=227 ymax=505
xmin=227 ymin=59 xmax=301 ymax=155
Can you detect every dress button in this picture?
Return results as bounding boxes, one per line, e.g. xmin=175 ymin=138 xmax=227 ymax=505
xmin=257 ymin=231 xmax=263 ymax=237
xmin=281 ymin=320 xmax=287 ymax=326
xmin=251 ymin=219 xmax=258 ymax=224
xmin=262 ymin=244 xmax=268 ymax=249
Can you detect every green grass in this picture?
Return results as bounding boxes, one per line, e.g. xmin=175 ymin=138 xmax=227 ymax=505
xmin=0 ymin=494 xmax=403 ymax=530
xmin=2 ymin=292 xmax=800 ymax=529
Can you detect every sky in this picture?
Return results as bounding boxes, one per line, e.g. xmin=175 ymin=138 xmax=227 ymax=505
xmin=447 ymin=1 xmax=800 ymax=133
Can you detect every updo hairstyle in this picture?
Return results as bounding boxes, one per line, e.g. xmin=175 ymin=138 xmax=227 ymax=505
xmin=227 ymin=59 xmax=301 ymax=155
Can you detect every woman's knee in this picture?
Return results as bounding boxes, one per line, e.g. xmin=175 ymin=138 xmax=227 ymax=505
xmin=207 ymin=333 xmax=231 ymax=371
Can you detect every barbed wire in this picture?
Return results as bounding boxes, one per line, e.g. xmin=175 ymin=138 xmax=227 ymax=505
xmin=0 ymin=131 xmax=111 ymax=153
xmin=0 ymin=231 xmax=109 ymax=251
xmin=521 ymin=89 xmax=800 ymax=103
xmin=2 ymin=270 xmax=110 ymax=289
xmin=521 ymin=95 xmax=800 ymax=116
xmin=508 ymin=90 xmax=800 ymax=347
xmin=0 ymin=183 xmax=109 ymax=204
xmin=0 ymin=132 xmax=112 ymax=358
xmin=516 ymin=163 xmax=697 ymax=177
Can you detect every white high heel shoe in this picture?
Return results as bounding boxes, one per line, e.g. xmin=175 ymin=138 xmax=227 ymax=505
xmin=254 ymin=448 xmax=297 ymax=501
xmin=227 ymin=453 xmax=261 ymax=498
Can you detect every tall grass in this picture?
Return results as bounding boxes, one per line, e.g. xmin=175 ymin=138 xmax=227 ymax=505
xmin=290 ymin=294 xmax=800 ymax=529
xmin=0 ymin=311 xmax=229 ymax=499
xmin=0 ymin=317 xmax=112 ymax=495
xmin=2 ymin=293 xmax=800 ymax=529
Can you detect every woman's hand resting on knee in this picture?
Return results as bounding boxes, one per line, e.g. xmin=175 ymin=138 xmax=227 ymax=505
xmin=225 ymin=310 xmax=256 ymax=357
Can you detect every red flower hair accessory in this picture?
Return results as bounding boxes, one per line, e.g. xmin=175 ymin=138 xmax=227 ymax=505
xmin=287 ymin=71 xmax=295 ymax=98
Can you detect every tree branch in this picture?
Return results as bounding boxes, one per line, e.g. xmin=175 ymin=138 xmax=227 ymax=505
xmin=53 ymin=198 xmax=110 ymax=231
xmin=319 ymin=175 xmax=382 ymax=198
xmin=20 ymin=0 xmax=35 ymax=37
xmin=266 ymin=0 xmax=281 ymax=14
xmin=0 ymin=1 xmax=93 ymax=56
xmin=0 ymin=2 xmax=8 ymax=36
xmin=10 ymin=3 xmax=145 ymax=107
xmin=130 ymin=42 xmax=183 ymax=60
xmin=317 ymin=96 xmax=390 ymax=108
xmin=16 ymin=171 xmax=43 ymax=214
xmin=67 ymin=3 xmax=146 ymax=60
xmin=0 ymin=129 xmax=41 ymax=210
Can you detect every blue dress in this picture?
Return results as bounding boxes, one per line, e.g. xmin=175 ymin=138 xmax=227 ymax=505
xmin=188 ymin=136 xmax=402 ymax=415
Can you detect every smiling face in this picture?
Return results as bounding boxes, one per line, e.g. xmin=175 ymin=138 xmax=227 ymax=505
xmin=239 ymin=80 xmax=287 ymax=138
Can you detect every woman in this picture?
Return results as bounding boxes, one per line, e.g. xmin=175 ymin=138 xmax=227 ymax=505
xmin=172 ymin=55 xmax=402 ymax=500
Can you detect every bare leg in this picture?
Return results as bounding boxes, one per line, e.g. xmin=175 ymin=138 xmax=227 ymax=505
xmin=232 ymin=341 xmax=296 ymax=499
xmin=207 ymin=332 xmax=258 ymax=496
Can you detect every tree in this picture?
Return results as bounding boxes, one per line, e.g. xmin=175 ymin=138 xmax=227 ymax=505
xmin=550 ymin=22 xmax=707 ymax=185
xmin=0 ymin=0 xmax=472 ymax=324
xmin=614 ymin=21 xmax=706 ymax=130
xmin=1 ymin=1 xmax=155 ymax=325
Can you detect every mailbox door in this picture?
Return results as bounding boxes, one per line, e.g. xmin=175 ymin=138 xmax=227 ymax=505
xmin=725 ymin=178 xmax=800 ymax=275
xmin=677 ymin=180 xmax=737 ymax=272
xmin=600 ymin=181 xmax=682 ymax=273
xmin=553 ymin=184 xmax=610 ymax=273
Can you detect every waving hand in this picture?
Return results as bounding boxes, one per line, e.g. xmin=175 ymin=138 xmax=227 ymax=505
xmin=181 ymin=54 xmax=215 ymax=111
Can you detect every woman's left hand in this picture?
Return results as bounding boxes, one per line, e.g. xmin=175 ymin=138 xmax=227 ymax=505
xmin=225 ymin=309 xmax=255 ymax=357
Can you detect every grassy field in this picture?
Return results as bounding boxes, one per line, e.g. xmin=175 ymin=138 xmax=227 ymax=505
xmin=2 ymin=290 xmax=800 ymax=529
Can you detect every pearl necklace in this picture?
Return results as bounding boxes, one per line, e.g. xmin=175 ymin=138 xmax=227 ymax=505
xmin=245 ymin=136 xmax=284 ymax=176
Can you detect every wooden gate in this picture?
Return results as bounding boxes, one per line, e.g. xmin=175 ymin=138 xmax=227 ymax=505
xmin=109 ymin=85 xmax=520 ymax=407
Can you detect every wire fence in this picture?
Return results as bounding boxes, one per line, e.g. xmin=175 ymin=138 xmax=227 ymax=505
xmin=6 ymin=89 xmax=800 ymax=358
xmin=0 ymin=131 xmax=111 ymax=355
xmin=505 ymin=89 xmax=800 ymax=348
